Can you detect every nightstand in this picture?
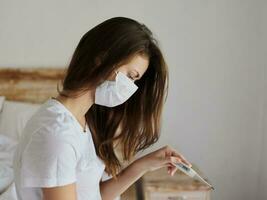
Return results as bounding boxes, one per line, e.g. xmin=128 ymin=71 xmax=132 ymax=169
xmin=121 ymin=164 xmax=212 ymax=200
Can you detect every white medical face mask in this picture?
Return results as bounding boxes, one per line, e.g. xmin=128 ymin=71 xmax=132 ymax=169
xmin=95 ymin=71 xmax=138 ymax=107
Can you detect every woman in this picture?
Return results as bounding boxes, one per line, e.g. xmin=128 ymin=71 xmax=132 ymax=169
xmin=13 ymin=17 xmax=192 ymax=200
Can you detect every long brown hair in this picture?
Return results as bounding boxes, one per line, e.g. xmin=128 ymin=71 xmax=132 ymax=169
xmin=57 ymin=17 xmax=169 ymax=179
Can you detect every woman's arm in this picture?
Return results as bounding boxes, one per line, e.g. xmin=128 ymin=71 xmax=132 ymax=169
xmin=42 ymin=183 xmax=77 ymax=200
xmin=100 ymin=145 xmax=192 ymax=200
xmin=100 ymin=159 xmax=146 ymax=200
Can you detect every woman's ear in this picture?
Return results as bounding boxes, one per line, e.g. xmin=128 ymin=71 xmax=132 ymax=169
xmin=94 ymin=56 xmax=102 ymax=67
xmin=94 ymin=51 xmax=107 ymax=67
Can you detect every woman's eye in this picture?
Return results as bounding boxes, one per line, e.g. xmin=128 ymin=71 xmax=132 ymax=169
xmin=127 ymin=74 xmax=135 ymax=80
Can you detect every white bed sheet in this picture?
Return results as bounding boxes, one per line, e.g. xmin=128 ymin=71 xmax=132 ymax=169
xmin=0 ymin=134 xmax=18 ymax=200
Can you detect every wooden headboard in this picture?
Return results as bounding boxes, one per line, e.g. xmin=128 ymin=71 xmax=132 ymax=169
xmin=0 ymin=68 xmax=66 ymax=104
xmin=0 ymin=66 xmax=125 ymax=157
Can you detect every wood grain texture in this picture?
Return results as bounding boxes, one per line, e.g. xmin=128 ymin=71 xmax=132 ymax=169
xmin=143 ymin=166 xmax=211 ymax=191
xmin=141 ymin=164 xmax=212 ymax=200
xmin=0 ymin=68 xmax=66 ymax=103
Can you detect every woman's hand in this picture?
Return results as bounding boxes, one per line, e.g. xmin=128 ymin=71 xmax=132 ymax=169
xmin=134 ymin=145 xmax=192 ymax=176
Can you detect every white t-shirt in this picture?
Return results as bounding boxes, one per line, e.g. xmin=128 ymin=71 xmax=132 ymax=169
xmin=13 ymin=97 xmax=106 ymax=200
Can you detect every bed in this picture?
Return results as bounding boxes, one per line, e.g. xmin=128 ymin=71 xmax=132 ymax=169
xmin=0 ymin=67 xmax=135 ymax=200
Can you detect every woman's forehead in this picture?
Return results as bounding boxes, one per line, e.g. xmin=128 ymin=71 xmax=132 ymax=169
xmin=119 ymin=54 xmax=149 ymax=76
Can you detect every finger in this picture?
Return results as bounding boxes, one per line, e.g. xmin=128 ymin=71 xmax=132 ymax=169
xmin=164 ymin=146 xmax=192 ymax=167
xmin=171 ymin=167 xmax=178 ymax=176
xmin=164 ymin=163 xmax=174 ymax=175
xmin=175 ymin=154 xmax=191 ymax=167
xmin=165 ymin=157 xmax=185 ymax=176
xmin=169 ymin=160 xmax=179 ymax=173
xmin=167 ymin=165 xmax=173 ymax=175
xmin=170 ymin=156 xmax=182 ymax=165
xmin=163 ymin=158 xmax=177 ymax=167
xmin=163 ymin=156 xmax=174 ymax=164
xmin=167 ymin=164 xmax=177 ymax=176
xmin=170 ymin=151 xmax=192 ymax=167
xmin=166 ymin=164 xmax=172 ymax=173
xmin=165 ymin=156 xmax=183 ymax=169
xmin=165 ymin=156 xmax=189 ymax=168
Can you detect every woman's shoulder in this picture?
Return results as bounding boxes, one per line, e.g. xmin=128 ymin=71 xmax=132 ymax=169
xmin=18 ymin=105 xmax=79 ymax=188
xmin=23 ymin=99 xmax=78 ymax=141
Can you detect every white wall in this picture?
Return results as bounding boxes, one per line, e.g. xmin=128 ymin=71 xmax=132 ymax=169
xmin=258 ymin=1 xmax=267 ymax=199
xmin=158 ymin=1 xmax=264 ymax=200
xmin=0 ymin=1 xmax=265 ymax=200
xmin=258 ymin=57 xmax=267 ymax=199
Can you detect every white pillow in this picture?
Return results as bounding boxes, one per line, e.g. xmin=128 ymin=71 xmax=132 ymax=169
xmin=0 ymin=96 xmax=5 ymax=112
xmin=0 ymin=99 xmax=41 ymax=141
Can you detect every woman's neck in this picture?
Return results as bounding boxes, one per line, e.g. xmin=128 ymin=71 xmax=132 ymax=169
xmin=55 ymin=90 xmax=95 ymax=121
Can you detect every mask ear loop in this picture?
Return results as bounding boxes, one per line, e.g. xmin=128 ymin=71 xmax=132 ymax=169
xmin=114 ymin=70 xmax=119 ymax=79
xmin=113 ymin=70 xmax=119 ymax=82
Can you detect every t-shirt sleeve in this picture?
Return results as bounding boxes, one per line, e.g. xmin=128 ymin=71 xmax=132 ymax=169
xmin=20 ymin=132 xmax=78 ymax=188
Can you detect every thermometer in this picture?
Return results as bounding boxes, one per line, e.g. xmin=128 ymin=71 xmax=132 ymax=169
xmin=173 ymin=162 xmax=214 ymax=190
